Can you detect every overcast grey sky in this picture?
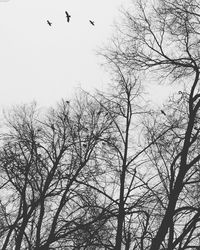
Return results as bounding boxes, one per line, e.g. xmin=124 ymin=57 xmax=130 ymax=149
xmin=0 ymin=0 xmax=178 ymax=110
xmin=0 ymin=0 xmax=132 ymax=108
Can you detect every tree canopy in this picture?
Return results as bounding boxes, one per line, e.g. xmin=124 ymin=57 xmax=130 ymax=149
xmin=1 ymin=0 xmax=200 ymax=249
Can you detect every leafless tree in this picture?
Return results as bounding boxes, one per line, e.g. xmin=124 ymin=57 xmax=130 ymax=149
xmin=2 ymin=1 xmax=200 ymax=249
xmin=0 ymin=96 xmax=116 ymax=249
xmin=103 ymin=0 xmax=200 ymax=249
xmin=86 ymin=60 xmax=153 ymax=250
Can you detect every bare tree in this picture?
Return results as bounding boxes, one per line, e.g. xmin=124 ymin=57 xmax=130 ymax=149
xmin=2 ymin=1 xmax=200 ymax=249
xmin=0 ymin=96 xmax=116 ymax=249
xmin=85 ymin=59 xmax=153 ymax=250
xmin=103 ymin=0 xmax=200 ymax=249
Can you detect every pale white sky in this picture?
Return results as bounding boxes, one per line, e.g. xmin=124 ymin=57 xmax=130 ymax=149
xmin=0 ymin=0 xmax=177 ymax=110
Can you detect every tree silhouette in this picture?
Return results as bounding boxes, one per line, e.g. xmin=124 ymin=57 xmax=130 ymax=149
xmin=103 ymin=0 xmax=200 ymax=249
xmin=2 ymin=1 xmax=200 ymax=249
xmin=0 ymin=97 xmax=115 ymax=249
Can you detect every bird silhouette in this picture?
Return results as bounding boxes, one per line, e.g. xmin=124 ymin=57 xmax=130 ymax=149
xmin=161 ymin=110 xmax=166 ymax=116
xmin=89 ymin=20 xmax=95 ymax=26
xmin=65 ymin=11 xmax=71 ymax=22
xmin=66 ymin=100 xmax=70 ymax=104
xmin=51 ymin=124 xmax=55 ymax=130
xmin=47 ymin=20 xmax=52 ymax=26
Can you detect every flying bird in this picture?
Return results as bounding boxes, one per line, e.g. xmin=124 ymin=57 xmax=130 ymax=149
xmin=65 ymin=11 xmax=71 ymax=22
xmin=47 ymin=20 xmax=52 ymax=26
xmin=89 ymin=20 xmax=95 ymax=26
xmin=161 ymin=110 xmax=166 ymax=116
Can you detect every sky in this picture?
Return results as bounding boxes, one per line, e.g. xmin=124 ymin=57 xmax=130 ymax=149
xmin=0 ymin=0 xmax=178 ymax=110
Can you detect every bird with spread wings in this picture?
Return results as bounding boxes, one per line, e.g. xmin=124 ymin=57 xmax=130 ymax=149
xmin=89 ymin=20 xmax=95 ymax=26
xmin=47 ymin=20 xmax=52 ymax=26
xmin=65 ymin=11 xmax=71 ymax=22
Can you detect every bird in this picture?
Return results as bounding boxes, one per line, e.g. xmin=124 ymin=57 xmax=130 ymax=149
xmin=66 ymin=100 xmax=70 ymax=104
xmin=89 ymin=20 xmax=95 ymax=26
xmin=65 ymin=11 xmax=71 ymax=22
xmin=161 ymin=110 xmax=166 ymax=116
xmin=47 ymin=20 xmax=52 ymax=26
xmin=51 ymin=124 xmax=55 ymax=130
